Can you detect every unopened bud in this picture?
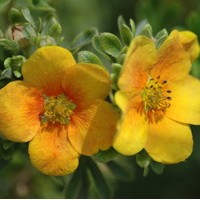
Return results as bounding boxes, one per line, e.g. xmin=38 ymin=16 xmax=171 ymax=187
xmin=6 ymin=25 xmax=30 ymax=48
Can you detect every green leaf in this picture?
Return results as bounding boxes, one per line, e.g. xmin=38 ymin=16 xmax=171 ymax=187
xmin=107 ymin=160 xmax=135 ymax=182
xmin=13 ymin=71 xmax=22 ymax=78
xmin=23 ymin=23 xmax=37 ymax=39
xmin=8 ymin=8 xmax=23 ymax=24
xmin=1 ymin=68 xmax=12 ymax=79
xmin=93 ymin=33 xmax=122 ymax=58
xmin=77 ymin=50 xmax=103 ymax=65
xmin=140 ymin=23 xmax=153 ymax=38
xmin=155 ymin=29 xmax=168 ymax=48
xmin=0 ymin=29 xmax=3 ymax=38
xmin=151 ymin=160 xmax=165 ymax=175
xmin=3 ymin=141 xmax=14 ymax=150
xmin=70 ymin=28 xmax=98 ymax=50
xmin=136 ymin=150 xmax=151 ymax=169
xmin=0 ymin=0 xmax=12 ymax=12
xmin=111 ymin=63 xmax=122 ymax=90
xmin=135 ymin=19 xmax=153 ymax=38
xmin=118 ymin=16 xmax=133 ymax=46
xmin=87 ymin=158 xmax=111 ymax=198
xmin=21 ymin=8 xmax=36 ymax=29
xmin=129 ymin=19 xmax=136 ymax=34
xmin=0 ymin=38 xmax=20 ymax=51
xmin=31 ymin=0 xmax=55 ymax=11
xmin=143 ymin=166 xmax=149 ymax=177
xmin=46 ymin=18 xmax=62 ymax=38
xmin=93 ymin=147 xmax=119 ymax=163
xmin=64 ymin=166 xmax=83 ymax=198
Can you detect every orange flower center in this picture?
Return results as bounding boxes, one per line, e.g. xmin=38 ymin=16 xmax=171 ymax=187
xmin=140 ymin=75 xmax=172 ymax=123
xmin=41 ymin=94 xmax=76 ymax=125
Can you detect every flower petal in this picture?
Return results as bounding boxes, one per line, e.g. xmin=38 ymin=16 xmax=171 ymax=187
xmin=113 ymin=109 xmax=148 ymax=155
xmin=22 ymin=46 xmax=76 ymax=96
xmin=166 ymin=75 xmax=200 ymax=125
xmin=0 ymin=81 xmax=43 ymax=142
xmin=115 ymin=91 xmax=129 ymax=112
xmin=119 ymin=36 xmax=157 ymax=93
xmin=68 ymin=100 xmax=118 ymax=155
xmin=29 ymin=124 xmax=79 ymax=176
xmin=145 ymin=117 xmax=193 ymax=164
xmin=179 ymin=31 xmax=200 ymax=61
xmin=62 ymin=63 xmax=111 ymax=104
xmin=151 ymin=30 xmax=191 ymax=83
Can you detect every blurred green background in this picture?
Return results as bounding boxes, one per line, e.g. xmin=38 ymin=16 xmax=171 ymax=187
xmin=0 ymin=0 xmax=200 ymax=198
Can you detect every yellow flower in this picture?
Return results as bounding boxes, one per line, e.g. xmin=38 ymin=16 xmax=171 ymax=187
xmin=113 ymin=30 xmax=200 ymax=164
xmin=0 ymin=46 xmax=118 ymax=176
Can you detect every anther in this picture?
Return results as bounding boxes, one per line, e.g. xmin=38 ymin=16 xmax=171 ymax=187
xmin=162 ymin=80 xmax=167 ymax=84
xmin=167 ymin=97 xmax=172 ymax=100
xmin=156 ymin=76 xmax=160 ymax=79
xmin=167 ymin=90 xmax=171 ymax=93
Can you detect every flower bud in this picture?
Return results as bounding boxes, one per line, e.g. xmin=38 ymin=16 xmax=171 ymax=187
xmin=5 ymin=25 xmax=30 ymax=48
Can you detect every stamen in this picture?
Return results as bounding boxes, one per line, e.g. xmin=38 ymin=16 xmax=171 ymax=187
xmin=140 ymin=76 xmax=172 ymax=123
xmin=41 ymin=94 xmax=76 ymax=125
xmin=156 ymin=76 xmax=160 ymax=79
xmin=162 ymin=80 xmax=167 ymax=84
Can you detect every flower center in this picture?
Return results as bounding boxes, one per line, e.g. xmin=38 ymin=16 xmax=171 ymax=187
xmin=41 ymin=94 xmax=76 ymax=125
xmin=140 ymin=75 xmax=172 ymax=123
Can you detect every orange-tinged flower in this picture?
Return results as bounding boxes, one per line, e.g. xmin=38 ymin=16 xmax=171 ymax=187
xmin=113 ymin=30 xmax=200 ymax=164
xmin=0 ymin=46 xmax=118 ymax=176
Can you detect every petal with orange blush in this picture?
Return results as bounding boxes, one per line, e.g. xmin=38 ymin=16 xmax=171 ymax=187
xmin=22 ymin=46 xmax=76 ymax=96
xmin=151 ymin=30 xmax=191 ymax=83
xmin=68 ymin=100 xmax=118 ymax=155
xmin=29 ymin=124 xmax=79 ymax=176
xmin=62 ymin=63 xmax=111 ymax=103
xmin=119 ymin=36 xmax=157 ymax=92
xmin=145 ymin=117 xmax=193 ymax=164
xmin=166 ymin=75 xmax=200 ymax=125
xmin=0 ymin=81 xmax=43 ymax=142
xmin=113 ymin=109 xmax=148 ymax=155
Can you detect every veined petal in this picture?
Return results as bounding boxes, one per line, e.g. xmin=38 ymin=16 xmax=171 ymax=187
xmin=68 ymin=100 xmax=118 ymax=155
xmin=151 ymin=30 xmax=191 ymax=83
xmin=119 ymin=36 xmax=157 ymax=93
xmin=179 ymin=31 xmax=200 ymax=61
xmin=115 ymin=91 xmax=129 ymax=112
xmin=62 ymin=63 xmax=111 ymax=104
xmin=0 ymin=81 xmax=43 ymax=142
xmin=29 ymin=124 xmax=79 ymax=176
xmin=113 ymin=109 xmax=148 ymax=155
xmin=22 ymin=46 xmax=76 ymax=96
xmin=166 ymin=75 xmax=200 ymax=125
xmin=145 ymin=117 xmax=193 ymax=164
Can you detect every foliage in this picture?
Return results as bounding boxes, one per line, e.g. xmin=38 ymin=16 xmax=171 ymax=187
xmin=0 ymin=0 xmax=200 ymax=198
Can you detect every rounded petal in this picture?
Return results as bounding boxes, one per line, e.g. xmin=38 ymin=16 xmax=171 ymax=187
xmin=68 ymin=100 xmax=118 ymax=155
xmin=29 ymin=124 xmax=79 ymax=176
xmin=179 ymin=31 xmax=200 ymax=61
xmin=0 ymin=81 xmax=43 ymax=142
xmin=113 ymin=109 xmax=148 ymax=155
xmin=22 ymin=46 xmax=76 ymax=96
xmin=166 ymin=75 xmax=200 ymax=125
xmin=62 ymin=63 xmax=111 ymax=103
xmin=115 ymin=91 xmax=129 ymax=112
xmin=119 ymin=36 xmax=157 ymax=92
xmin=145 ymin=117 xmax=193 ymax=164
xmin=151 ymin=30 xmax=191 ymax=83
